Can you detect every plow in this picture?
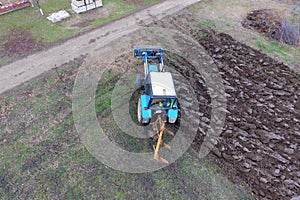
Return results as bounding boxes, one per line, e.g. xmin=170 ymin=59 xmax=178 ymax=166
xmin=151 ymin=115 xmax=174 ymax=164
xmin=134 ymin=46 xmax=179 ymax=164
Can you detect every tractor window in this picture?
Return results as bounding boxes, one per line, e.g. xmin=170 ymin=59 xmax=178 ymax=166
xmin=151 ymin=98 xmax=176 ymax=108
xmin=169 ymin=98 xmax=176 ymax=108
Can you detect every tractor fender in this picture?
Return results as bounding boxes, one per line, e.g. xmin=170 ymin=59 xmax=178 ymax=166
xmin=167 ymin=109 xmax=178 ymax=123
xmin=140 ymin=94 xmax=151 ymax=121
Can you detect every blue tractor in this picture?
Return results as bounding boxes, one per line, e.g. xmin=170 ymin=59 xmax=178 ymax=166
xmin=134 ymin=46 xmax=179 ymax=124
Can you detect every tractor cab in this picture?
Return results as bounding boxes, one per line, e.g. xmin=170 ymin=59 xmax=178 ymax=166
xmin=134 ymin=46 xmax=179 ymax=124
xmin=145 ymin=72 xmax=179 ymax=123
xmin=138 ymin=71 xmax=179 ymax=124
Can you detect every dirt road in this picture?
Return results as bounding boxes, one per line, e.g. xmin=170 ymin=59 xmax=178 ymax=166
xmin=0 ymin=0 xmax=200 ymax=94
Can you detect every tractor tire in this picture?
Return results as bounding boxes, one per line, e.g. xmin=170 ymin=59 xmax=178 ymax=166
xmin=136 ymin=75 xmax=143 ymax=90
xmin=137 ymin=97 xmax=142 ymax=123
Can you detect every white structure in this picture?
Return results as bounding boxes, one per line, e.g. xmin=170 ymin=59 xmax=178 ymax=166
xmin=47 ymin=10 xmax=70 ymax=23
xmin=149 ymin=72 xmax=177 ymax=97
xmin=71 ymin=0 xmax=102 ymax=14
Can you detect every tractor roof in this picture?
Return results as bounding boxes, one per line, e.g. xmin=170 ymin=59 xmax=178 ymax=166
xmin=149 ymin=72 xmax=177 ymax=98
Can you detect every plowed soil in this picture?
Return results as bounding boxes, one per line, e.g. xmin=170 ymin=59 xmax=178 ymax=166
xmin=156 ymin=15 xmax=300 ymax=200
xmin=242 ymin=9 xmax=282 ymax=41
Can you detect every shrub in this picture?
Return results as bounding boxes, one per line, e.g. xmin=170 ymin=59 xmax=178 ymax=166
xmin=279 ymin=21 xmax=300 ymax=46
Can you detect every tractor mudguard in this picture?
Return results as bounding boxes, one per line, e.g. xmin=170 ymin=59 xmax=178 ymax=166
xmin=167 ymin=102 xmax=178 ymax=123
xmin=141 ymin=94 xmax=151 ymax=120
xmin=167 ymin=109 xmax=178 ymax=123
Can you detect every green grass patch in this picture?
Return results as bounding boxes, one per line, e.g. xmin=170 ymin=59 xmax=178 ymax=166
xmin=256 ymin=40 xmax=289 ymax=57
xmin=200 ymin=19 xmax=215 ymax=28
xmin=91 ymin=0 xmax=139 ymax=28
xmin=95 ymin=69 xmax=118 ymax=116
xmin=0 ymin=6 xmax=75 ymax=44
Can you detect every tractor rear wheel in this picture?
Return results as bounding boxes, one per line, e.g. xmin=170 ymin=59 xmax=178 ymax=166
xmin=137 ymin=98 xmax=142 ymax=123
